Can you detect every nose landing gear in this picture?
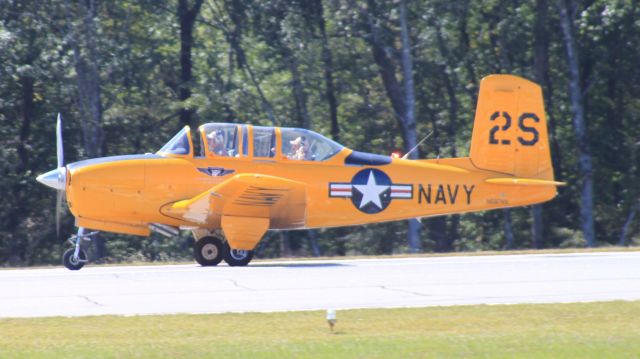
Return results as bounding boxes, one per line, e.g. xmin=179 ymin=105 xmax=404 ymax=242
xmin=63 ymin=227 xmax=98 ymax=270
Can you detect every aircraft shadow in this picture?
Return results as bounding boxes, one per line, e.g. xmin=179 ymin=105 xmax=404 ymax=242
xmin=249 ymin=262 xmax=348 ymax=268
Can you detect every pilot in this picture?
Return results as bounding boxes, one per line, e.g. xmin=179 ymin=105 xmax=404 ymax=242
xmin=207 ymin=130 xmax=227 ymax=156
xmin=288 ymin=136 xmax=309 ymax=160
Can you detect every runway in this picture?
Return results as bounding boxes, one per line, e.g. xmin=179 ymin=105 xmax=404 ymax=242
xmin=1 ymin=252 xmax=639 ymax=318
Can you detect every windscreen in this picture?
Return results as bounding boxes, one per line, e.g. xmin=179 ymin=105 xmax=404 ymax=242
xmin=158 ymin=127 xmax=191 ymax=155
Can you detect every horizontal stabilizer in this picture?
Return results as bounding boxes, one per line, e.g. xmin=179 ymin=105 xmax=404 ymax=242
xmin=485 ymin=178 xmax=566 ymax=186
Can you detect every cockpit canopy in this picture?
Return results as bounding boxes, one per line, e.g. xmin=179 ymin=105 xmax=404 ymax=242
xmin=157 ymin=123 xmax=344 ymax=162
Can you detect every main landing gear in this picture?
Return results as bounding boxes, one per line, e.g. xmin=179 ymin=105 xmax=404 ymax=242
xmin=63 ymin=227 xmax=98 ymax=270
xmin=194 ymin=235 xmax=254 ymax=267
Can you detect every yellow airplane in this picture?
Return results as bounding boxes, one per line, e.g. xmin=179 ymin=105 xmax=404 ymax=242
xmin=37 ymin=74 xmax=563 ymax=270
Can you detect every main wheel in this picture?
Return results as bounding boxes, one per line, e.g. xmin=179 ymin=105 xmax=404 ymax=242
xmin=194 ymin=236 xmax=224 ymax=266
xmin=63 ymin=248 xmax=87 ymax=271
xmin=223 ymin=242 xmax=254 ymax=267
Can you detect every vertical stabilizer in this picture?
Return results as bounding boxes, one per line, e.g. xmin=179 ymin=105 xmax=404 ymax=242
xmin=469 ymin=75 xmax=554 ymax=180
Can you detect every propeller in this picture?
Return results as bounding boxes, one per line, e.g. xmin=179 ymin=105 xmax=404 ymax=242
xmin=57 ymin=113 xmax=64 ymax=168
xmin=36 ymin=113 xmax=67 ymax=238
xmin=55 ymin=113 xmax=65 ymax=238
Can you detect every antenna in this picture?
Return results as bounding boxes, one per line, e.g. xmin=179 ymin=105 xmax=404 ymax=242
xmin=401 ymin=131 xmax=433 ymax=160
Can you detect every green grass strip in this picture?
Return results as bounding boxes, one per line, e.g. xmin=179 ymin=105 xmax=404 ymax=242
xmin=1 ymin=301 xmax=639 ymax=358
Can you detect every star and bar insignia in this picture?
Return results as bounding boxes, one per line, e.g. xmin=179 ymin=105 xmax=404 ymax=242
xmin=329 ymin=168 xmax=413 ymax=214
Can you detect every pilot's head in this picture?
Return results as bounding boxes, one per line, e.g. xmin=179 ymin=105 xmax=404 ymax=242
xmin=207 ymin=130 xmax=225 ymax=151
xmin=290 ymin=136 xmax=308 ymax=149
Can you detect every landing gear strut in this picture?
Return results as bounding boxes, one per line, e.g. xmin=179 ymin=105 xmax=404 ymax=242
xmin=63 ymin=227 xmax=97 ymax=270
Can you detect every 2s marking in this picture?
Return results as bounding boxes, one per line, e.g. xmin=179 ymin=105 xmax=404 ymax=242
xmin=488 ymin=111 xmax=540 ymax=146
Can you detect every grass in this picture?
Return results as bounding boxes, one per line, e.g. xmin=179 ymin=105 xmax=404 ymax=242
xmin=1 ymin=301 xmax=640 ymax=358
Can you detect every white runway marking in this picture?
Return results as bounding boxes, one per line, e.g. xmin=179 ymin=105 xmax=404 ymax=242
xmin=1 ymin=252 xmax=639 ymax=318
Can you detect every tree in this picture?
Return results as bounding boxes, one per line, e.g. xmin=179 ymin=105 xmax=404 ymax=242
xmin=399 ymin=0 xmax=421 ymax=252
xmin=177 ymin=0 xmax=204 ymax=129
xmin=65 ymin=0 xmax=106 ymax=258
xmin=557 ymin=0 xmax=596 ymax=247
xmin=306 ymin=0 xmax=339 ymax=141
xmin=222 ymin=0 xmax=278 ymax=124
xmin=619 ymin=200 xmax=639 ymax=246
xmin=531 ymin=0 xmax=551 ymax=249
xmin=363 ymin=0 xmax=421 ymax=252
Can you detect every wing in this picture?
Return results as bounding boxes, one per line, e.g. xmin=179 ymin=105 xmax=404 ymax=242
xmin=162 ymin=173 xmax=307 ymax=229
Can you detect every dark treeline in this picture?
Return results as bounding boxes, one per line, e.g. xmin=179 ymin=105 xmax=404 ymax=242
xmin=1 ymin=0 xmax=639 ymax=265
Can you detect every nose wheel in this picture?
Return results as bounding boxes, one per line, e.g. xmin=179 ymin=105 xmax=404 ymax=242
xmin=63 ymin=227 xmax=98 ymax=270
xmin=63 ymin=248 xmax=88 ymax=270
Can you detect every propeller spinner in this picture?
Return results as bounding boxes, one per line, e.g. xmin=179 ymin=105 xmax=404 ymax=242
xmin=35 ymin=113 xmax=67 ymax=237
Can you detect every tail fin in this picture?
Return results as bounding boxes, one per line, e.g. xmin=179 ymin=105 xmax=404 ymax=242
xmin=469 ymin=75 xmax=554 ymax=181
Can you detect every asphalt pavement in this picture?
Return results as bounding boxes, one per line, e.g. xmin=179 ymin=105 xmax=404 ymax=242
xmin=1 ymin=252 xmax=639 ymax=317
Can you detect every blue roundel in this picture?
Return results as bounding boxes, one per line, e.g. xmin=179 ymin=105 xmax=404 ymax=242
xmin=350 ymin=168 xmax=392 ymax=214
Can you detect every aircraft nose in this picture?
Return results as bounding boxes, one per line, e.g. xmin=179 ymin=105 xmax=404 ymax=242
xmin=36 ymin=167 xmax=66 ymax=191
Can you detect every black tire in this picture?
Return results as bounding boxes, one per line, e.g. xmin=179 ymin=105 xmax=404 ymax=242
xmin=223 ymin=242 xmax=254 ymax=267
xmin=63 ymin=248 xmax=87 ymax=271
xmin=194 ymin=236 xmax=224 ymax=266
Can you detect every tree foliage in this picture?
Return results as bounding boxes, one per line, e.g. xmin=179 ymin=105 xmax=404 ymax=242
xmin=1 ymin=0 xmax=639 ymax=265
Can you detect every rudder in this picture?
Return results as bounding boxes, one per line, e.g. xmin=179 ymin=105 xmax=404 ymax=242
xmin=469 ymin=75 xmax=554 ymax=181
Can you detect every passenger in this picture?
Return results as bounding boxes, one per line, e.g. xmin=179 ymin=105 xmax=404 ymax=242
xmin=288 ymin=136 xmax=309 ymax=160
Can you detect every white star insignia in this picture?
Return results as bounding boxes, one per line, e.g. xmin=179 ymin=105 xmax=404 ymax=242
xmin=353 ymin=170 xmax=389 ymax=209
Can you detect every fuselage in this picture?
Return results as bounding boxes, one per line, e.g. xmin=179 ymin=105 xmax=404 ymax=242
xmin=62 ymin=123 xmax=556 ymax=237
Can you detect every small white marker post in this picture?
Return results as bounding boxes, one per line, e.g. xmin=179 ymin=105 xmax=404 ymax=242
xmin=326 ymin=309 xmax=337 ymax=332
